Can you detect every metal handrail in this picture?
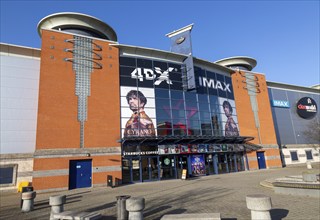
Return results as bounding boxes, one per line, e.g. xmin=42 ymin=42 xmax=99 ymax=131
xmin=64 ymin=39 xmax=102 ymax=51
xmin=64 ymin=58 xmax=102 ymax=69
xmin=64 ymin=48 xmax=102 ymax=60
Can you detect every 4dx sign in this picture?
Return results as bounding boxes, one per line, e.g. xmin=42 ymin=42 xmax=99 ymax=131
xmin=130 ymin=67 xmax=175 ymax=85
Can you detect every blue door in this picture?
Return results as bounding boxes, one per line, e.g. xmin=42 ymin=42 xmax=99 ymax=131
xmin=257 ymin=152 xmax=266 ymax=169
xmin=69 ymin=160 xmax=92 ymax=190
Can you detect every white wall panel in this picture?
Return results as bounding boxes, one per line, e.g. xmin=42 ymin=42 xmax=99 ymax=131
xmin=0 ymin=53 xmax=40 ymax=154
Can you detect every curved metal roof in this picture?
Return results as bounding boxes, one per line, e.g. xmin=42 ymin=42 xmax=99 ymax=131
xmin=37 ymin=12 xmax=117 ymax=41
xmin=215 ymin=56 xmax=257 ymax=71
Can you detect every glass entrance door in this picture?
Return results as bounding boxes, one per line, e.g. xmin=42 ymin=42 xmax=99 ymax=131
xmin=132 ymin=158 xmax=140 ymax=182
xmin=141 ymin=157 xmax=159 ymax=182
xmin=176 ymin=156 xmax=188 ymax=178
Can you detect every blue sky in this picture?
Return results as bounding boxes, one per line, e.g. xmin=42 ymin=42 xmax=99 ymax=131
xmin=1 ymin=0 xmax=319 ymax=87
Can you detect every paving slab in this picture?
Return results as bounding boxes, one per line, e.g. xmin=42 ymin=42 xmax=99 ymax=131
xmin=0 ymin=163 xmax=319 ymax=220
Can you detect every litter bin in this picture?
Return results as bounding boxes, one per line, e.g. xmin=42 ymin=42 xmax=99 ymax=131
xmin=21 ymin=186 xmax=33 ymax=208
xmin=116 ymin=195 xmax=131 ymax=220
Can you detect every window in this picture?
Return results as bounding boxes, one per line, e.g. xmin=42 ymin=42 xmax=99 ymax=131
xmin=0 ymin=164 xmax=17 ymax=186
xmin=305 ymin=150 xmax=313 ymax=160
xmin=290 ymin=151 xmax=299 ymax=161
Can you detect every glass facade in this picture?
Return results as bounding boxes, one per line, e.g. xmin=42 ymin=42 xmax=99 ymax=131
xmin=119 ymin=56 xmax=246 ymax=183
xmin=268 ymin=88 xmax=320 ymax=145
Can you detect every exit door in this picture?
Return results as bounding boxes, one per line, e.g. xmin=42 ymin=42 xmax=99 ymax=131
xmin=257 ymin=152 xmax=266 ymax=169
xmin=69 ymin=160 xmax=92 ymax=190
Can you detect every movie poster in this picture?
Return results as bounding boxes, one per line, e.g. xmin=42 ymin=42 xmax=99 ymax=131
xmin=218 ymin=98 xmax=239 ymax=137
xmin=120 ymin=86 xmax=156 ymax=138
xmin=191 ymin=155 xmax=205 ymax=176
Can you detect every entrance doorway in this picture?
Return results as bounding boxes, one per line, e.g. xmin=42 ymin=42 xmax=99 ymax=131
xmin=257 ymin=152 xmax=266 ymax=169
xmin=176 ymin=156 xmax=188 ymax=178
xmin=141 ymin=157 xmax=159 ymax=182
xmin=69 ymin=160 xmax=92 ymax=190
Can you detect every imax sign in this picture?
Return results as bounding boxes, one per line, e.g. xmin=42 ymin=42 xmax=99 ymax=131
xmin=198 ymin=76 xmax=231 ymax=93
xmin=272 ymin=100 xmax=290 ymax=108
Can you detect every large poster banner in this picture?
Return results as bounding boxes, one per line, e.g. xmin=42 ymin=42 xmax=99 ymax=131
xmin=121 ymin=86 xmax=156 ymax=138
xmin=218 ymin=98 xmax=239 ymax=137
xmin=191 ymin=155 xmax=205 ymax=176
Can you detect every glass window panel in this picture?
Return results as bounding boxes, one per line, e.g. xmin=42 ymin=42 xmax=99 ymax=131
xmin=186 ymin=110 xmax=199 ymax=121
xmin=157 ymin=128 xmax=173 ymax=136
xmin=306 ymin=150 xmax=313 ymax=160
xmin=216 ymin=74 xmax=227 ymax=98
xmin=0 ymin=166 xmax=14 ymax=184
xmin=206 ymin=70 xmax=215 ymax=79
xmin=137 ymin=58 xmax=152 ymax=68
xmin=168 ymin=63 xmax=182 ymax=73
xmin=194 ymin=66 xmax=205 ymax=77
xmin=173 ymin=119 xmax=186 ymax=127
xmin=201 ymin=121 xmax=212 ymax=131
xmin=155 ymin=88 xmax=169 ymax=98
xmin=290 ymin=151 xmax=298 ymax=161
xmin=170 ymin=73 xmax=182 ymax=82
xmin=157 ymin=120 xmax=172 ymax=128
xmin=185 ymin=99 xmax=198 ymax=109
xmin=185 ymin=92 xmax=197 ymax=100
xmin=120 ymin=57 xmax=136 ymax=67
xmin=188 ymin=120 xmax=201 ymax=129
xmin=174 ymin=129 xmax=188 ymax=136
xmin=198 ymin=94 xmax=209 ymax=103
xmin=171 ymin=99 xmax=185 ymax=110
xmin=200 ymin=111 xmax=211 ymax=120
xmin=156 ymin=98 xmax=170 ymax=108
xmin=172 ymin=109 xmax=186 ymax=119
xmin=225 ymin=76 xmax=234 ymax=100
xmin=137 ymin=78 xmax=154 ymax=88
xmin=209 ymin=96 xmax=219 ymax=105
xmin=189 ymin=129 xmax=201 ymax=136
xmin=120 ymin=66 xmax=136 ymax=77
xmin=202 ymin=129 xmax=213 ymax=136
xmin=153 ymin=61 xmax=168 ymax=70
xmin=170 ymin=81 xmax=183 ymax=91
xmin=199 ymin=103 xmax=210 ymax=112
xmin=156 ymin=108 xmax=171 ymax=119
xmin=170 ymin=90 xmax=184 ymax=100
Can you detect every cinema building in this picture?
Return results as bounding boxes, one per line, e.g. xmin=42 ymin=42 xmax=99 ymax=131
xmin=1 ymin=12 xmax=317 ymax=192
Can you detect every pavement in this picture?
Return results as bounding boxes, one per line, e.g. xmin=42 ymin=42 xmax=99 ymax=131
xmin=1 ymin=162 xmax=319 ymax=220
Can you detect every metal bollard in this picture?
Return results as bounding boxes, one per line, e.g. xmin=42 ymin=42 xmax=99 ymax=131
xmin=246 ymin=194 xmax=272 ymax=220
xmin=116 ymin=195 xmax=131 ymax=220
xmin=49 ymin=195 xmax=66 ymax=220
xmin=21 ymin=191 xmax=36 ymax=212
xmin=126 ymin=197 xmax=145 ymax=220
xmin=20 ymin=186 xmax=34 ymax=208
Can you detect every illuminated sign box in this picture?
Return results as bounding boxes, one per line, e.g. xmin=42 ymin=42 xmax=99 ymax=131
xmin=272 ymin=100 xmax=290 ymax=108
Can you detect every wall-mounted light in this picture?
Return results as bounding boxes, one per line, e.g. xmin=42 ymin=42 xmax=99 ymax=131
xmin=86 ymin=153 xmax=91 ymax=157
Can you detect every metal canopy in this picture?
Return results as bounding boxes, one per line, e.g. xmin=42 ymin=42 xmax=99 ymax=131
xmin=121 ymin=135 xmax=256 ymax=147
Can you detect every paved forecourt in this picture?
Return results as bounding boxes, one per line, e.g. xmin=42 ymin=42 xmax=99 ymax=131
xmin=0 ymin=163 xmax=319 ymax=220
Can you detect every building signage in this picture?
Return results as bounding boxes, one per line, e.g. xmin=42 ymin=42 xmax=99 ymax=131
xmin=130 ymin=67 xmax=175 ymax=86
xmin=198 ymin=77 xmax=231 ymax=93
xmin=296 ymin=97 xmax=317 ymax=119
xmin=272 ymin=100 xmax=290 ymax=108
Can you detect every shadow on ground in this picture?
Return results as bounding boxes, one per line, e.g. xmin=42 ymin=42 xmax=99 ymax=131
xmin=270 ymin=208 xmax=289 ymax=220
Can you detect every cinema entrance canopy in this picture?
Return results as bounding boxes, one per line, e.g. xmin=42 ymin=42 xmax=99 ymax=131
xmin=120 ymin=135 xmax=261 ymax=152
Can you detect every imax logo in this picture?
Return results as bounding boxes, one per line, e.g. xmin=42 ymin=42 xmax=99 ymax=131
xmin=272 ymin=100 xmax=290 ymax=108
xmin=198 ymin=76 xmax=231 ymax=93
xmin=130 ymin=67 xmax=175 ymax=85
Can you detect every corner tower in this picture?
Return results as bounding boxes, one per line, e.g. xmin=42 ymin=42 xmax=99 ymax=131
xmin=34 ymin=12 xmax=121 ymax=191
